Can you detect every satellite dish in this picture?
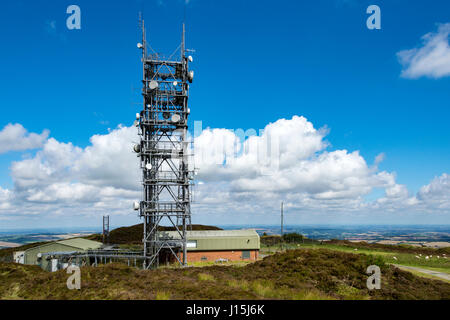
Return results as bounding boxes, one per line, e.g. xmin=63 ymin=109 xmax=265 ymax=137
xmin=149 ymin=80 xmax=159 ymax=90
xmin=187 ymin=108 xmax=191 ymax=115
xmin=136 ymin=113 xmax=140 ymax=120
xmin=173 ymin=81 xmax=178 ymax=87
xmin=137 ymin=43 xmax=143 ymax=49
xmin=188 ymin=56 xmax=193 ymax=62
xmin=133 ymin=144 xmax=141 ymax=153
xmin=171 ymin=114 xmax=181 ymax=123
xmin=133 ymin=201 xmax=140 ymax=211
xmin=145 ymin=163 xmax=152 ymax=171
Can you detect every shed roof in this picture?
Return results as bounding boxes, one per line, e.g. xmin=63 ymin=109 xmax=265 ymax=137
xmin=160 ymin=229 xmax=259 ymax=239
xmin=56 ymin=238 xmax=103 ymax=250
xmin=24 ymin=238 xmax=102 ymax=253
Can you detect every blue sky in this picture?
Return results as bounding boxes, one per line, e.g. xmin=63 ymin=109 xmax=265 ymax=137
xmin=0 ymin=0 xmax=449 ymax=228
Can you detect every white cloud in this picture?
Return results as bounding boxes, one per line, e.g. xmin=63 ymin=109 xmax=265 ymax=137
xmin=192 ymin=117 xmax=406 ymax=215
xmin=398 ymin=23 xmax=450 ymax=79
xmin=0 ymin=187 xmax=12 ymax=210
xmin=0 ymin=118 xmax=449 ymax=223
xmin=0 ymin=123 xmax=49 ymax=154
xmin=2 ymin=125 xmax=140 ymax=218
xmin=72 ymin=125 xmax=140 ymax=190
xmin=417 ymin=173 xmax=450 ymax=210
xmin=374 ymin=153 xmax=385 ymax=166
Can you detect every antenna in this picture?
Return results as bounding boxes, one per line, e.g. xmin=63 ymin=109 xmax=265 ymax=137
xmin=182 ymin=23 xmax=186 ymax=60
xmin=280 ymin=202 xmax=284 ymax=250
xmin=135 ymin=18 xmax=194 ymax=269
xmin=103 ymin=215 xmax=110 ymax=245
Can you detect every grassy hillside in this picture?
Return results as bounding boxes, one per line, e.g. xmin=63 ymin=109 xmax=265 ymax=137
xmin=261 ymin=240 xmax=450 ymax=280
xmin=1 ymin=249 xmax=449 ymax=300
xmin=326 ymin=239 xmax=450 ymax=256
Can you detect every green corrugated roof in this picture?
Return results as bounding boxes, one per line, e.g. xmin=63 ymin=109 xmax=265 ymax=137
xmin=160 ymin=229 xmax=260 ymax=251
xmin=55 ymin=238 xmax=102 ymax=250
xmin=161 ymin=229 xmax=259 ymax=239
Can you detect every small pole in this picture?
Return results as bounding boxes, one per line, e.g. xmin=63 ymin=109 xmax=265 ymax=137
xmin=280 ymin=202 xmax=284 ymax=251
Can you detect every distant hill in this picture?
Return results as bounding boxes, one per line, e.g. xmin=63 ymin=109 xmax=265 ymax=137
xmin=87 ymin=223 xmax=223 ymax=244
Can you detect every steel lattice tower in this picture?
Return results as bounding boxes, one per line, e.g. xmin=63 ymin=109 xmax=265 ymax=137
xmin=135 ymin=20 xmax=194 ymax=269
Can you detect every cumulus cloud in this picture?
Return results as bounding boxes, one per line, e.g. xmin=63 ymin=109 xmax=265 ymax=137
xmin=193 ymin=117 xmax=408 ymax=214
xmin=397 ymin=23 xmax=450 ymax=79
xmin=0 ymin=118 xmax=449 ymax=222
xmin=417 ymin=173 xmax=450 ymax=210
xmin=2 ymin=125 xmax=140 ymax=218
xmin=0 ymin=123 xmax=49 ymax=154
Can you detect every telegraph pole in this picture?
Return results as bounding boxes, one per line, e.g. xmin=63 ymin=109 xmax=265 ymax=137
xmin=280 ymin=202 xmax=284 ymax=250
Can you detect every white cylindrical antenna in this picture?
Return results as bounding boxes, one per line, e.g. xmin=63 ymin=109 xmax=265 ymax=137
xmin=188 ymin=71 xmax=194 ymax=82
xmin=149 ymin=81 xmax=159 ymax=90
xmin=171 ymin=114 xmax=181 ymax=123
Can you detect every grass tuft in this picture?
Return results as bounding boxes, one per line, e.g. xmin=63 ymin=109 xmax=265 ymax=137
xmin=197 ymin=273 xmax=215 ymax=282
xmin=155 ymin=291 xmax=171 ymax=300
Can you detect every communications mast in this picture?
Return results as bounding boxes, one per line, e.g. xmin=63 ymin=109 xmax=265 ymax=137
xmin=134 ymin=20 xmax=194 ymax=269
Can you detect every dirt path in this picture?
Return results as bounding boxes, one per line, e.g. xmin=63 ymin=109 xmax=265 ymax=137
xmin=394 ymin=264 xmax=450 ymax=281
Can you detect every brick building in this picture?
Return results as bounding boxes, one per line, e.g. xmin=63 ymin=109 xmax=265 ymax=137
xmin=162 ymin=229 xmax=260 ymax=263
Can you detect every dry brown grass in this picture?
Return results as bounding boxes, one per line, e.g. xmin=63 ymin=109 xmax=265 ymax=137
xmin=1 ymin=249 xmax=449 ymax=300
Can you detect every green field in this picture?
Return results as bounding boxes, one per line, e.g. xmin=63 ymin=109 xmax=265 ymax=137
xmin=261 ymin=242 xmax=450 ymax=276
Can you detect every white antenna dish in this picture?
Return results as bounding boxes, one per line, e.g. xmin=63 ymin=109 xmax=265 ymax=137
xmin=137 ymin=43 xmax=143 ymax=49
xmin=187 ymin=108 xmax=191 ymax=115
xmin=136 ymin=113 xmax=140 ymax=120
xmin=145 ymin=163 xmax=152 ymax=171
xmin=173 ymin=81 xmax=178 ymax=87
xmin=133 ymin=201 xmax=140 ymax=211
xmin=188 ymin=56 xmax=193 ymax=62
xmin=188 ymin=71 xmax=194 ymax=82
xmin=149 ymin=80 xmax=159 ymax=90
xmin=133 ymin=144 xmax=141 ymax=153
xmin=171 ymin=114 xmax=181 ymax=123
